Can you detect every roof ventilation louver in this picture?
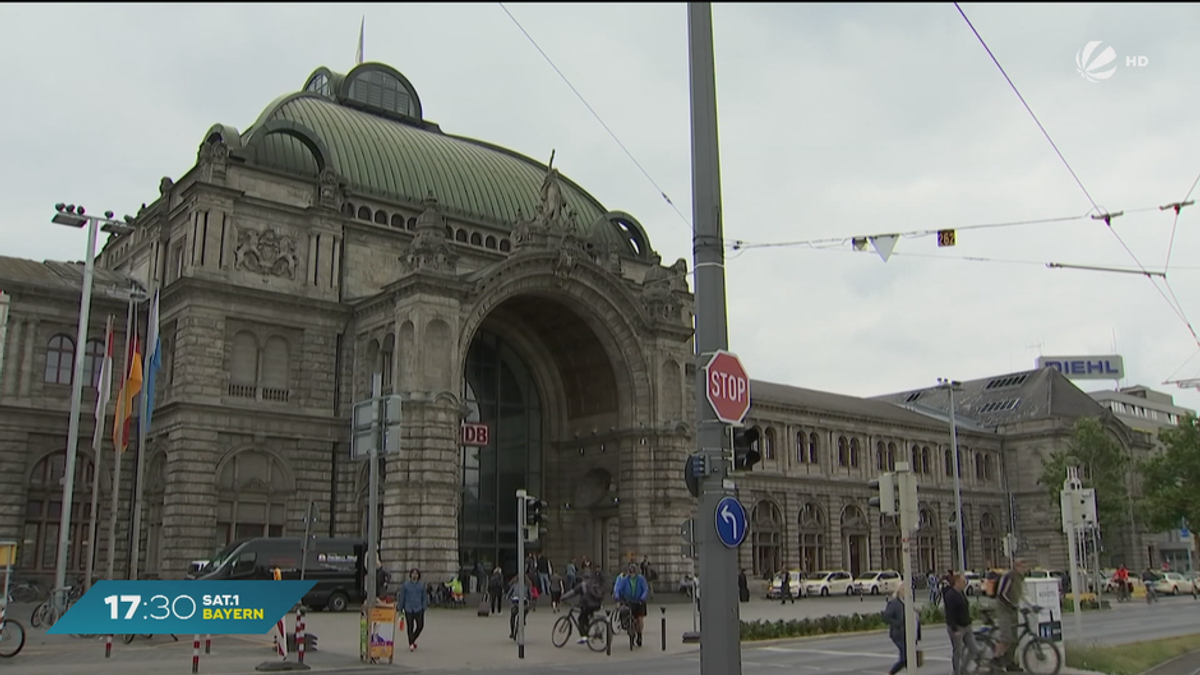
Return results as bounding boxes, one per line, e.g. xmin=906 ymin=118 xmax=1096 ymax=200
xmin=905 ymin=392 xmax=922 ymax=403
xmin=984 ymin=374 xmax=1029 ymax=390
xmin=978 ymin=398 xmax=1021 ymax=414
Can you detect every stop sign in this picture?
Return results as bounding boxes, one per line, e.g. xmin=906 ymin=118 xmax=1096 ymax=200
xmin=704 ymin=350 xmax=751 ymax=424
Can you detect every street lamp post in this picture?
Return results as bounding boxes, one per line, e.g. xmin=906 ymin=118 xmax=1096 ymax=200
xmin=938 ymin=378 xmax=967 ymax=574
xmin=49 ymin=203 xmax=134 ymax=612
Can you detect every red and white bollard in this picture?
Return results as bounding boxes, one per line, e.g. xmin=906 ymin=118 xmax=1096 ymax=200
xmin=191 ymin=635 xmax=200 ymax=673
xmin=105 ymin=634 xmax=112 ymax=658
xmin=296 ymin=609 xmax=306 ymax=665
xmin=204 ymin=634 xmax=211 ymax=654
xmin=275 ymin=619 xmax=287 ymax=658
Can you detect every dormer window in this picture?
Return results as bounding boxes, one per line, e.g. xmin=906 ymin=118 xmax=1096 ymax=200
xmin=347 ymin=69 xmax=418 ymax=118
xmin=305 ymin=73 xmax=332 ymax=98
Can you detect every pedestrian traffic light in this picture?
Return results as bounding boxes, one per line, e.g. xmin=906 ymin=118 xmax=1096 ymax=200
xmin=732 ymin=428 xmax=761 ymax=471
xmin=525 ymin=497 xmax=546 ymax=527
xmin=869 ymin=473 xmax=898 ymax=515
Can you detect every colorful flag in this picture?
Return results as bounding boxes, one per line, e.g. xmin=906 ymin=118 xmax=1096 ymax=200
xmin=92 ymin=315 xmax=115 ymax=447
xmin=113 ymin=334 xmax=143 ymax=453
xmin=141 ymin=290 xmax=162 ymax=434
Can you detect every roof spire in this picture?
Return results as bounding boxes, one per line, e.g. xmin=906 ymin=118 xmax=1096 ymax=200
xmin=355 ymin=15 xmax=365 ymax=65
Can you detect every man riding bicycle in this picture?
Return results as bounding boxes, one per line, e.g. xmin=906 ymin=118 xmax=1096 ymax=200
xmin=993 ymin=558 xmax=1027 ymax=672
xmin=561 ymin=571 xmax=605 ymax=645
xmin=1113 ymin=565 xmax=1130 ymax=600
xmin=613 ymin=562 xmax=650 ymax=647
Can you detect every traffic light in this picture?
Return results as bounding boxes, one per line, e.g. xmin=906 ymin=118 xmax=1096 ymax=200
xmin=869 ymin=472 xmax=898 ymax=515
xmin=523 ymin=496 xmax=547 ymax=543
xmin=733 ymin=428 xmax=761 ymax=471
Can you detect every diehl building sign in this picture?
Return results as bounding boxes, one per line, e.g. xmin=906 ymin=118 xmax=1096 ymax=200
xmin=1036 ymin=355 xmax=1124 ymax=381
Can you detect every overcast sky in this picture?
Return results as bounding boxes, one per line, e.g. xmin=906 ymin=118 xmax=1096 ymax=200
xmin=2 ymin=3 xmax=1199 ymax=413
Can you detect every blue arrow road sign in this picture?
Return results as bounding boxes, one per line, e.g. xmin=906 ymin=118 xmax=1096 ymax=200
xmin=714 ymin=496 xmax=748 ymax=548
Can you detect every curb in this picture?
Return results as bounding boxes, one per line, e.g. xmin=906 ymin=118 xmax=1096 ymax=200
xmin=1138 ymin=649 xmax=1200 ymax=675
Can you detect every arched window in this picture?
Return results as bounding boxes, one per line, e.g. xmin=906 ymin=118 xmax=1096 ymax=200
xmin=485 ymin=235 xmax=498 ymax=250
xmin=22 ymin=451 xmax=97 ymax=571
xmin=373 ymin=210 xmax=388 ymax=225
xmin=877 ymin=441 xmax=886 ymax=470
xmin=980 ymin=512 xmax=1000 ymax=568
xmin=380 ymin=333 xmax=395 ymax=394
xmin=808 ymin=433 xmax=819 ymax=464
xmin=849 ymin=438 xmax=860 ymax=467
xmin=357 ymin=206 xmax=372 ymax=221
xmin=917 ymin=508 xmax=937 ymax=572
xmin=798 ymin=502 xmax=825 ymax=572
xmin=216 ymin=450 xmax=290 ymax=546
xmin=841 ymin=505 xmax=871 ymax=576
xmin=921 ymin=446 xmax=931 ymax=475
xmin=406 ymin=217 xmax=417 ymax=230
xmin=365 ymin=338 xmax=380 ymax=394
xmin=227 ymin=331 xmax=291 ymax=403
xmin=983 ymin=454 xmax=994 ymax=482
xmin=763 ymin=427 xmax=776 ymax=460
xmin=261 ymin=336 xmax=289 ymax=390
xmin=837 ymin=436 xmax=848 ymax=466
xmin=390 ymin=213 xmax=406 ymax=228
xmin=975 ymin=452 xmax=984 ymax=480
xmin=911 ymin=445 xmax=920 ymax=473
xmin=44 ymin=334 xmax=75 ymax=384
xmin=499 ymin=239 xmax=512 ymax=252
xmin=796 ymin=431 xmax=807 ymax=464
xmin=470 ymin=232 xmax=482 ymax=246
xmin=945 ymin=448 xmax=953 ymax=476
xmin=342 ymin=203 xmax=356 ymax=216
xmin=229 ymin=331 xmax=258 ymax=392
xmin=752 ymin=501 xmax=783 ymax=576
xmin=880 ymin=514 xmax=901 ymax=571
xmin=455 ymin=230 xmax=468 ymax=243
xmin=82 ymin=339 xmax=105 ymax=388
xmin=886 ymin=442 xmax=896 ymax=471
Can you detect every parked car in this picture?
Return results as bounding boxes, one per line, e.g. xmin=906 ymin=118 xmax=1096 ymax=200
xmin=1154 ymin=572 xmax=1194 ymax=595
xmin=767 ymin=570 xmax=806 ymax=599
xmin=804 ymin=570 xmax=855 ymax=597
xmin=963 ymin=571 xmax=983 ymax=596
xmin=853 ymin=570 xmax=902 ymax=596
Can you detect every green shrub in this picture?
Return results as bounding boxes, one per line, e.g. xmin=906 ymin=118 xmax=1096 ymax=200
xmin=741 ymin=611 xmax=888 ymax=641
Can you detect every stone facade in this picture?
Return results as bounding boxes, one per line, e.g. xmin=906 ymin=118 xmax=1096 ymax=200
xmin=0 ymin=62 xmax=1162 ymax=591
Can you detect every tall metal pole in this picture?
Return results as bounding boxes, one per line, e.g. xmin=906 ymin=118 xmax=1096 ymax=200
xmin=130 ymin=286 xmax=155 ymax=580
xmin=945 ymin=381 xmax=967 ymax=573
xmin=516 ymin=490 xmax=527 ymax=659
xmin=1062 ymin=469 xmax=1084 ymax=643
xmin=107 ymin=296 xmax=135 ymax=581
xmin=688 ymin=4 xmax=740 ymax=674
xmin=366 ymin=373 xmax=382 ymax=614
xmin=84 ymin=315 xmax=113 ymax=591
xmin=897 ymin=463 xmax=919 ymax=675
xmin=53 ymin=215 xmax=100 ymax=611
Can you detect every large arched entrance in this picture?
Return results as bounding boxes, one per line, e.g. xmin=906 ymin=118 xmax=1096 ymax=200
xmin=459 ymin=328 xmax=543 ymax=576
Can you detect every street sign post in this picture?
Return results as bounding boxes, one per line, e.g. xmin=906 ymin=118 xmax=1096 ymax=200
xmin=704 ymin=350 xmax=751 ymax=425
xmin=714 ymin=497 xmax=747 ymax=548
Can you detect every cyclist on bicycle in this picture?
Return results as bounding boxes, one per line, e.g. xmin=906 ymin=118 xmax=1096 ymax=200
xmin=1141 ymin=569 xmax=1160 ymax=602
xmin=993 ymin=558 xmax=1027 ymax=672
xmin=561 ymin=571 xmax=604 ymax=645
xmin=1113 ymin=565 xmax=1130 ymax=600
xmin=614 ymin=562 xmax=650 ymax=647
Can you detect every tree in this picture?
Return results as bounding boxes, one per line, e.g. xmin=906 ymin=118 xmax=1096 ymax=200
xmin=1138 ymin=415 xmax=1200 ymax=538
xmin=1037 ymin=417 xmax=1130 ymax=538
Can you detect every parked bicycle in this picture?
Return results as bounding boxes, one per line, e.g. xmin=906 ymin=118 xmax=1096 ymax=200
xmin=8 ymin=580 xmax=45 ymax=604
xmin=30 ymin=583 xmax=86 ymax=629
xmin=606 ymin=602 xmax=636 ymax=651
xmin=971 ymin=605 xmax=1062 ymax=675
xmin=551 ymin=602 xmax=610 ymax=652
xmin=0 ymin=616 xmax=25 ymax=658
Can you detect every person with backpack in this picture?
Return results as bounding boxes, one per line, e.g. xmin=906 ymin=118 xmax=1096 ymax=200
xmin=562 ymin=570 xmax=605 ymax=645
xmin=614 ymin=562 xmax=650 ymax=647
xmin=881 ymin=580 xmax=921 ymax=675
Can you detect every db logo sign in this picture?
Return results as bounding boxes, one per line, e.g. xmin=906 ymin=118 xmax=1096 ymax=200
xmin=461 ymin=423 xmax=490 ymax=446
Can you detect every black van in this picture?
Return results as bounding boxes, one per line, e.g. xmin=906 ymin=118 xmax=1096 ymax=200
xmin=188 ymin=537 xmax=367 ymax=612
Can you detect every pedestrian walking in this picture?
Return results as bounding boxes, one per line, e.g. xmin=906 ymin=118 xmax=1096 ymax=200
xmin=536 ymin=553 xmax=552 ymax=597
xmin=881 ymin=581 xmax=920 ymax=675
xmin=400 ymin=568 xmax=428 ymax=652
xmin=944 ymin=573 xmax=979 ymax=675
xmin=738 ymin=569 xmax=750 ymax=603
xmin=566 ymin=558 xmax=577 ymax=593
xmin=488 ymin=566 xmax=505 ymax=615
xmin=550 ymin=572 xmax=564 ymax=612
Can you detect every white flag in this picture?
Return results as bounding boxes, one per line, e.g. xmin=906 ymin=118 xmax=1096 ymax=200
xmin=870 ymin=235 xmax=899 ymax=263
xmin=355 ymin=16 xmax=365 ymax=65
xmin=93 ymin=315 xmax=115 ymax=447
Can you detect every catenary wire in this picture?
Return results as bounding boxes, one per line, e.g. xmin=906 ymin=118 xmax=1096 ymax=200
xmin=954 ymin=3 xmax=1197 ymax=347
xmin=497 ymin=3 xmax=694 ymax=232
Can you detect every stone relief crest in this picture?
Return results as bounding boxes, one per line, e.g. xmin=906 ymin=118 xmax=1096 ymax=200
xmin=317 ymin=168 xmax=345 ymax=211
xmin=234 ymin=227 xmax=299 ymax=280
xmin=400 ymin=194 xmax=459 ymax=274
xmin=196 ymin=136 xmax=230 ymax=182
xmin=640 ymin=254 xmax=688 ymax=320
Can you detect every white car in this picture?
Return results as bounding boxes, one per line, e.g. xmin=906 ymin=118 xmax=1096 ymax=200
xmin=1154 ymin=572 xmax=1194 ymax=595
xmin=964 ymin=572 xmax=983 ymax=596
xmin=853 ymin=570 xmax=902 ymax=596
xmin=768 ymin=571 xmax=807 ymax=599
xmin=805 ymin=570 xmax=856 ymax=597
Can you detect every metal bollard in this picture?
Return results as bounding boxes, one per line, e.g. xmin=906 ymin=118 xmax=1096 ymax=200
xmin=192 ymin=635 xmax=200 ymax=673
xmin=296 ymin=609 xmax=306 ymax=664
xmin=105 ymin=634 xmax=112 ymax=658
xmin=660 ymin=607 xmax=666 ymax=651
xmin=204 ymin=634 xmax=211 ymax=654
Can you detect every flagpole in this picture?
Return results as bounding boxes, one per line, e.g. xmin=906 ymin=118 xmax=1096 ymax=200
xmin=129 ymin=286 xmax=157 ymax=581
xmin=107 ymin=297 xmax=134 ymax=581
xmin=84 ymin=315 xmax=114 ymax=592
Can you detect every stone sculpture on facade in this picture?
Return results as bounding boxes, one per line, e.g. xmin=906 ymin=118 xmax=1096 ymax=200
xmin=317 ymin=168 xmax=345 ymax=211
xmin=234 ymin=227 xmax=299 ymax=280
xmin=400 ymin=194 xmax=459 ymax=274
xmin=196 ymin=136 xmax=230 ymax=182
xmin=640 ymin=253 xmax=684 ymax=320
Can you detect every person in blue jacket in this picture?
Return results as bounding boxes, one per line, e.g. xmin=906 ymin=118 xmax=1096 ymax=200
xmin=399 ymin=568 xmax=428 ymax=652
xmin=613 ymin=562 xmax=650 ymax=647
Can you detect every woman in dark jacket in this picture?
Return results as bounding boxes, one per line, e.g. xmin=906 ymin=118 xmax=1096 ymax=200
xmin=881 ymin=581 xmax=920 ymax=675
xmin=488 ymin=567 xmax=505 ymax=615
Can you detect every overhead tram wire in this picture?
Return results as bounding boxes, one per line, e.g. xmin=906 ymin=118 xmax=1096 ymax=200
xmin=497 ymin=3 xmax=695 ymax=232
xmin=954 ymin=2 xmax=1199 ymax=346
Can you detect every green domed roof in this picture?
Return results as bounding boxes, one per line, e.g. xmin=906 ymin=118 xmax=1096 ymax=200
xmin=225 ymin=63 xmax=653 ymax=259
